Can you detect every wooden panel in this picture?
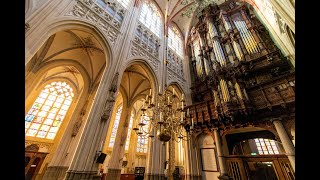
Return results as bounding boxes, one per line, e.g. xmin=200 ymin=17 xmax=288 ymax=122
xmin=278 ymin=158 xmax=295 ymax=180
xmin=120 ymin=174 xmax=135 ymax=180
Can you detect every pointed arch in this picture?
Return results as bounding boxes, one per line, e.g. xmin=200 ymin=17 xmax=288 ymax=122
xmin=138 ymin=0 xmax=164 ymax=37
xmin=168 ymin=22 xmax=184 ymax=57
xmin=26 ymin=18 xmax=114 ymax=69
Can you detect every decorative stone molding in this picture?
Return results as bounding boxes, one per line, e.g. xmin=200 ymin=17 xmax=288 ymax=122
xmin=167 ymin=68 xmax=186 ymax=90
xmin=101 ymin=72 xmax=119 ymax=121
xmin=25 ymin=23 xmax=31 ymax=32
xmin=167 ymin=48 xmax=184 ymax=78
xmin=133 ymin=22 xmax=161 ymax=58
xmin=129 ymin=41 xmax=160 ymax=74
xmin=66 ymin=0 xmax=125 ymax=46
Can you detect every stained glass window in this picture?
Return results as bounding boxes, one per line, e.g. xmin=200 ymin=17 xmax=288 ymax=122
xmin=116 ymin=0 xmax=130 ymax=8
xmin=96 ymin=0 xmax=130 ymax=9
xmin=109 ymin=105 xmax=123 ymax=148
xmin=125 ymin=112 xmax=134 ymax=151
xmin=136 ymin=115 xmax=150 ymax=153
xmin=25 ymin=81 xmax=74 ymax=140
xmin=168 ymin=25 xmax=184 ymax=57
xmin=95 ymin=0 xmax=130 ymax=23
xmin=139 ymin=1 xmax=162 ymax=37
xmin=255 ymin=138 xmax=280 ymax=155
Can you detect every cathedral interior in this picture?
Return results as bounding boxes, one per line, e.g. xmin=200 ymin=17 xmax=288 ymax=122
xmin=25 ymin=0 xmax=295 ymax=179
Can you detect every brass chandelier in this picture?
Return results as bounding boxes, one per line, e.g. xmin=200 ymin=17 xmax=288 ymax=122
xmin=133 ymin=88 xmax=189 ymax=142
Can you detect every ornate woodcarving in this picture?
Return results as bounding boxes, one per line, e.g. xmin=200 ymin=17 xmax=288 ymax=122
xmin=66 ymin=0 xmax=125 ymax=46
xmin=182 ymin=0 xmax=294 ymax=134
xmin=25 ymin=141 xmax=53 ymax=152
xmin=25 ymin=144 xmax=40 ymax=152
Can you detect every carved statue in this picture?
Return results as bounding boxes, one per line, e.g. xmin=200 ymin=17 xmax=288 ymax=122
xmin=101 ymin=72 xmax=119 ymax=121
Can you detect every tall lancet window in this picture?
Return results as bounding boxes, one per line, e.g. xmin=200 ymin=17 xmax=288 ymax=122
xmin=109 ymin=105 xmax=123 ymax=148
xmin=136 ymin=115 xmax=150 ymax=153
xmin=139 ymin=1 xmax=162 ymax=37
xmin=168 ymin=25 xmax=184 ymax=57
xmin=25 ymin=81 xmax=74 ymax=140
xmin=116 ymin=0 xmax=131 ymax=8
xmin=125 ymin=112 xmax=134 ymax=151
xmin=96 ymin=0 xmax=130 ymax=9
xmin=95 ymin=0 xmax=131 ymax=23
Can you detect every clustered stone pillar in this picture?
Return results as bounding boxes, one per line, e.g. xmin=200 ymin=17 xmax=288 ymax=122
xmin=145 ymin=129 xmax=166 ymax=180
xmin=106 ymin=105 xmax=133 ymax=180
xmin=213 ymin=128 xmax=230 ymax=180
xmin=272 ymin=119 xmax=295 ymax=172
xmin=64 ymin=91 xmax=117 ymax=179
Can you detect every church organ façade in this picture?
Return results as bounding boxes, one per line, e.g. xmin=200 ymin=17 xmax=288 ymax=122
xmin=183 ymin=1 xmax=295 ymax=179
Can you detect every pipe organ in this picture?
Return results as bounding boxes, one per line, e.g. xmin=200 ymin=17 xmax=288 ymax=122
xmin=184 ymin=0 xmax=294 ymax=132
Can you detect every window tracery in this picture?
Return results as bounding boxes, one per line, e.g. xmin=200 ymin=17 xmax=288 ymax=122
xmin=25 ymin=82 xmax=74 ymax=140
xmin=139 ymin=1 xmax=162 ymax=37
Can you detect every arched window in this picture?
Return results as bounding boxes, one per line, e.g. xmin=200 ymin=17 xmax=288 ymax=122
xmin=125 ymin=112 xmax=134 ymax=151
xmin=94 ymin=0 xmax=131 ymax=23
xmin=109 ymin=105 xmax=123 ymax=148
xmin=136 ymin=115 xmax=150 ymax=153
xmin=116 ymin=0 xmax=130 ymax=8
xmin=139 ymin=1 xmax=162 ymax=37
xmin=168 ymin=25 xmax=184 ymax=57
xmin=96 ymin=0 xmax=130 ymax=9
xmin=254 ymin=138 xmax=279 ymax=155
xmin=25 ymin=81 xmax=74 ymax=140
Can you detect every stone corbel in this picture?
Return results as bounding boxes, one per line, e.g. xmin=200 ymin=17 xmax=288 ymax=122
xmin=25 ymin=23 xmax=30 ymax=32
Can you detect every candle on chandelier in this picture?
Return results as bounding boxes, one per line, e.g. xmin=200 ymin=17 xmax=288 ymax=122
xmin=187 ymin=108 xmax=190 ymax=116
xmin=159 ymin=85 xmax=161 ymax=94
xmin=149 ymin=89 xmax=152 ymax=96
xmin=160 ymin=112 xmax=163 ymax=122
xmin=146 ymin=94 xmax=148 ymax=101
xmin=191 ymin=117 xmax=194 ymax=128
xmin=168 ymin=96 xmax=170 ymax=103
xmin=173 ymin=88 xmax=175 ymax=96
xmin=182 ymin=93 xmax=185 ymax=100
xmin=181 ymin=112 xmax=184 ymax=122
xmin=181 ymin=101 xmax=184 ymax=110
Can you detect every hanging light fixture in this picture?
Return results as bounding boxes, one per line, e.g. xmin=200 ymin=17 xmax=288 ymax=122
xmin=133 ymin=87 xmax=190 ymax=142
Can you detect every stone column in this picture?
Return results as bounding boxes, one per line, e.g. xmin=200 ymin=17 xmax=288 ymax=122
xmin=106 ymin=105 xmax=133 ymax=180
xmin=64 ymin=73 xmax=120 ymax=180
xmin=272 ymin=119 xmax=295 ymax=172
xmin=184 ymin=135 xmax=201 ymax=180
xmin=145 ymin=130 xmax=166 ymax=180
xmin=213 ymin=128 xmax=230 ymax=180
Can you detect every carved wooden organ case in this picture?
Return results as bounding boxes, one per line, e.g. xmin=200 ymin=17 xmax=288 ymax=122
xmin=184 ymin=0 xmax=295 ymax=133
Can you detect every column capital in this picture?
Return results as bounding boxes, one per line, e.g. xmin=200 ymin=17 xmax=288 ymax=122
xmin=270 ymin=117 xmax=283 ymax=123
xmin=212 ymin=127 xmax=219 ymax=131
